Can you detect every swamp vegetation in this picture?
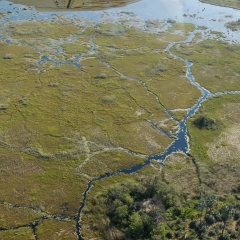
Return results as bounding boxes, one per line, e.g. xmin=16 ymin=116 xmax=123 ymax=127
xmin=200 ymin=0 xmax=240 ymax=10
xmin=0 ymin=2 xmax=240 ymax=239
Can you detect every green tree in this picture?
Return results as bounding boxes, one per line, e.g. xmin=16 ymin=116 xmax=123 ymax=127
xmin=196 ymin=198 xmax=206 ymax=223
xmin=205 ymin=193 xmax=218 ymax=216
xmin=115 ymin=205 xmax=129 ymax=225
xmin=220 ymin=204 xmax=235 ymax=238
xmin=128 ymin=212 xmax=143 ymax=237
xmin=193 ymin=115 xmax=222 ymax=130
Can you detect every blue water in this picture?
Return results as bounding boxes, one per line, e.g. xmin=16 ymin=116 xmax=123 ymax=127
xmin=1 ymin=0 xmax=240 ymax=40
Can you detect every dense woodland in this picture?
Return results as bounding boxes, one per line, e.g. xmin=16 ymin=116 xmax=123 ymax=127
xmin=89 ymin=176 xmax=240 ymax=240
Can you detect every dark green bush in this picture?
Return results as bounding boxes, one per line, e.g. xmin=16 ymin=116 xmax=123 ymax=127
xmin=193 ymin=115 xmax=222 ymax=130
xmin=219 ymin=233 xmax=231 ymax=240
xmin=208 ymin=229 xmax=216 ymax=236
xmin=205 ymin=214 xmax=215 ymax=225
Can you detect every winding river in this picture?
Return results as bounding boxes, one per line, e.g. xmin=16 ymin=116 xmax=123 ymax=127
xmin=75 ymin=30 xmax=211 ymax=240
xmin=74 ymin=25 xmax=240 ymax=240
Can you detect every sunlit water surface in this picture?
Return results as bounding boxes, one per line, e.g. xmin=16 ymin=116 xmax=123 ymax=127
xmin=0 ymin=0 xmax=240 ymax=41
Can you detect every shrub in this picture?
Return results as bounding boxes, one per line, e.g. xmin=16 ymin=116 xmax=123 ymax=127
xmin=193 ymin=115 xmax=222 ymax=130
xmin=208 ymin=229 xmax=216 ymax=236
xmin=205 ymin=214 xmax=215 ymax=225
xmin=234 ymin=212 xmax=240 ymax=221
xmin=219 ymin=233 xmax=231 ymax=240
xmin=189 ymin=219 xmax=198 ymax=229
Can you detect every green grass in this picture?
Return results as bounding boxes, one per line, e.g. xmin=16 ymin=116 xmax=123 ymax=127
xmin=79 ymin=150 xmax=146 ymax=178
xmin=0 ymin=205 xmax=41 ymax=229
xmin=2 ymin=17 xmax=240 ymax=239
xmin=5 ymin=20 xmax=80 ymax=40
xmin=172 ymin=39 xmax=240 ymax=92
xmin=36 ymin=220 xmax=77 ymax=240
xmin=0 ymin=43 xmax=172 ymax=155
xmin=0 ymin=146 xmax=88 ymax=216
xmin=86 ymin=23 xmax=169 ymax=50
xmin=187 ymin=95 xmax=240 ymax=194
xmin=187 ymin=95 xmax=240 ymax=161
xmin=170 ymin=110 xmax=188 ymax=121
xmin=100 ymin=47 xmax=201 ymax=110
xmin=0 ymin=227 xmax=34 ymax=240
xmin=61 ymin=41 xmax=91 ymax=55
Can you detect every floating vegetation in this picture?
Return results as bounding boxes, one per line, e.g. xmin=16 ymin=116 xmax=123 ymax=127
xmin=226 ymin=18 xmax=240 ymax=31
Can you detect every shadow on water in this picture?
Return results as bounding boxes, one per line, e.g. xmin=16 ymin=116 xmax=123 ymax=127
xmin=8 ymin=0 xmax=140 ymax=11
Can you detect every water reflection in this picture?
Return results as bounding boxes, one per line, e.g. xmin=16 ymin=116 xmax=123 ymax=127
xmin=9 ymin=0 xmax=140 ymax=11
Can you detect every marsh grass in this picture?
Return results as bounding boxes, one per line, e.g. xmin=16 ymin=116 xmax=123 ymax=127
xmin=200 ymin=0 xmax=240 ymax=10
xmin=172 ymin=39 xmax=240 ymax=92
xmin=187 ymin=95 xmax=240 ymax=194
xmin=87 ymin=23 xmax=168 ymax=50
xmin=79 ymin=151 xmax=145 ymax=178
xmin=0 ymin=205 xmax=41 ymax=229
xmin=106 ymin=48 xmax=201 ymax=109
xmin=6 ymin=21 xmax=80 ymax=40
xmin=0 ymin=227 xmax=34 ymax=240
xmin=36 ymin=219 xmax=77 ymax=240
xmin=0 ymin=23 xmax=184 ymax=230
xmin=0 ymin=147 xmax=88 ymax=216
xmin=171 ymin=109 xmax=188 ymax=121
xmin=226 ymin=19 xmax=240 ymax=31
xmin=3 ymin=18 xmax=237 ymax=238
xmin=61 ymin=41 xmax=91 ymax=55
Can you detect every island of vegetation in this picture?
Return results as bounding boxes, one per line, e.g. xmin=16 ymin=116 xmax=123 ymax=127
xmin=200 ymin=0 xmax=240 ymax=10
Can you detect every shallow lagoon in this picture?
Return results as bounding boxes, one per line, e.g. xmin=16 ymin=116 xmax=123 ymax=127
xmin=1 ymin=0 xmax=240 ymax=41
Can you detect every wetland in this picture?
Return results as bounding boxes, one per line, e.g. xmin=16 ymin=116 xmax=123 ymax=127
xmin=0 ymin=0 xmax=240 ymax=239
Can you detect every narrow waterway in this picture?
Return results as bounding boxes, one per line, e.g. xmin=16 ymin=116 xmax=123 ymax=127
xmin=74 ymin=29 xmax=211 ymax=239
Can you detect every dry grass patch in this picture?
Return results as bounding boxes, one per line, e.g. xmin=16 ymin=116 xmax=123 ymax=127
xmin=161 ymin=153 xmax=199 ymax=197
xmin=196 ymin=159 xmax=240 ymax=194
xmin=207 ymin=125 xmax=240 ymax=163
xmin=188 ymin=95 xmax=240 ymax=195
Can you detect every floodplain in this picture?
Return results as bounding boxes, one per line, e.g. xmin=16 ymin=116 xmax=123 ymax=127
xmin=0 ymin=0 xmax=240 ymax=239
